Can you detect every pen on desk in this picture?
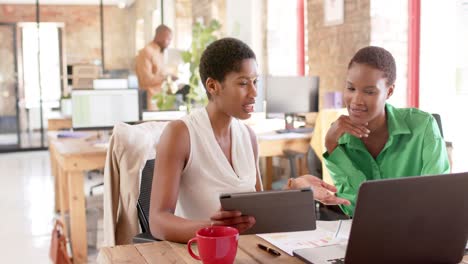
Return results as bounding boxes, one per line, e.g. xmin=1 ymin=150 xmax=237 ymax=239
xmin=257 ymin=243 xmax=281 ymax=256
xmin=334 ymin=220 xmax=343 ymax=239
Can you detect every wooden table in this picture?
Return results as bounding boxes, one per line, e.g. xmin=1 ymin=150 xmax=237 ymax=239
xmin=47 ymin=116 xmax=72 ymax=131
xmin=97 ymin=234 xmax=468 ymax=264
xmin=257 ymin=133 xmax=312 ymax=190
xmin=48 ymin=130 xmax=310 ymax=263
xmin=97 ymin=235 xmax=303 ymax=264
xmin=48 ymin=131 xmax=310 ymax=212
xmin=48 ymin=131 xmax=108 ymax=264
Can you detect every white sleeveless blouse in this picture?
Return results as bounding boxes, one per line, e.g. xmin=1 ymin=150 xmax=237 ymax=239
xmin=174 ymin=108 xmax=257 ymax=220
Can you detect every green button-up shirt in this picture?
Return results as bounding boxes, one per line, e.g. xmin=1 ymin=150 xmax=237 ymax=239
xmin=324 ymin=104 xmax=450 ymax=216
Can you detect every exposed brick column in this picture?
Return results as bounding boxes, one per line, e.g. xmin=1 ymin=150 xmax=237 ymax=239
xmin=307 ymin=0 xmax=371 ymax=109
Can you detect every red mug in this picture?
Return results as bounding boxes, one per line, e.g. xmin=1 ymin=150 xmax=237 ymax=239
xmin=187 ymin=226 xmax=239 ymax=264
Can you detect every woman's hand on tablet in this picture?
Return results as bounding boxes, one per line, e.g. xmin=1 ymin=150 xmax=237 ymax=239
xmin=209 ymin=210 xmax=256 ymax=233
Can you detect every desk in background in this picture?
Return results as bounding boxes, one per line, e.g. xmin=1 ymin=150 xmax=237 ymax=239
xmin=257 ymin=132 xmax=311 ymax=190
xmin=47 ymin=113 xmax=73 ymax=207
xmin=48 ymin=131 xmax=107 ymax=264
xmin=47 ymin=115 xmax=72 ymax=131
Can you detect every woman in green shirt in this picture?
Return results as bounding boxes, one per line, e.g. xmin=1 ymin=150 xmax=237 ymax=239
xmin=324 ymin=46 xmax=450 ymax=216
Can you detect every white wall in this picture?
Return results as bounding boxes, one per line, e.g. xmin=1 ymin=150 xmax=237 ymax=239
xmin=225 ymin=0 xmax=264 ymax=74
xmin=420 ymin=0 xmax=468 ymax=172
xmin=420 ymin=1 xmax=456 ymax=113
xmin=266 ymin=0 xmax=297 ymax=75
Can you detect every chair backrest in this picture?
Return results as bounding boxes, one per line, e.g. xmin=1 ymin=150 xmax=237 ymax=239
xmin=310 ymin=108 xmax=348 ymax=184
xmin=137 ymin=159 xmax=155 ymax=234
xmin=103 ymin=121 xmax=167 ymax=246
xmin=432 ymin=113 xmax=444 ymax=138
xmin=306 ymin=146 xmax=323 ymax=179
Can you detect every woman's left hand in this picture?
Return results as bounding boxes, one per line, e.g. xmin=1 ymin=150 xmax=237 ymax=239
xmin=287 ymin=175 xmax=351 ymax=205
xmin=209 ymin=210 xmax=256 ymax=233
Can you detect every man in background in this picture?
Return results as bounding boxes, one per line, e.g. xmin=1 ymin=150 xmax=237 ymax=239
xmin=136 ymin=25 xmax=172 ymax=110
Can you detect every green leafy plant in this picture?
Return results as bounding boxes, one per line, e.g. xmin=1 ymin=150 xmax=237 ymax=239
xmin=153 ymin=78 xmax=177 ymax=110
xmin=154 ymin=93 xmax=176 ymax=110
xmin=181 ymin=20 xmax=221 ymax=112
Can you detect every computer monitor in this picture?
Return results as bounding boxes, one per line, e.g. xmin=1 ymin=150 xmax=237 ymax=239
xmin=265 ymin=76 xmax=319 ymax=118
xmin=71 ymin=89 xmax=139 ymax=130
xmin=254 ymin=76 xmax=265 ymax=113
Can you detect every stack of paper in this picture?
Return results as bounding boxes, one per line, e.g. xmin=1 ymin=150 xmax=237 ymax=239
xmin=257 ymin=220 xmax=351 ymax=256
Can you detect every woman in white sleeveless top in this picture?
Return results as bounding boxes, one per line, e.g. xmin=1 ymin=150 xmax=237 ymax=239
xmin=149 ymin=38 xmax=349 ymax=243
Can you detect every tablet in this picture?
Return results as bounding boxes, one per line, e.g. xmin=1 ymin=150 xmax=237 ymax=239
xmin=219 ymin=188 xmax=316 ymax=234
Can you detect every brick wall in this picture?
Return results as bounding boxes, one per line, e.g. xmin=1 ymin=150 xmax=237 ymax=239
xmin=0 ymin=26 xmax=15 ymax=116
xmin=192 ymin=0 xmax=213 ymax=24
xmin=174 ymin=0 xmax=192 ymax=49
xmin=0 ymin=4 xmax=132 ymax=70
xmin=191 ymin=0 xmax=226 ymax=34
xmin=104 ymin=6 xmax=132 ymax=70
xmin=131 ymin=0 xmax=159 ymax=46
xmin=307 ymin=0 xmax=371 ymax=109
xmin=307 ymin=0 xmax=408 ymax=109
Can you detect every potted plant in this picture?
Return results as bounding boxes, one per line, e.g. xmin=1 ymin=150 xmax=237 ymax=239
xmin=153 ymin=76 xmax=178 ymax=110
xmin=60 ymin=94 xmax=72 ymax=116
xmin=181 ymin=20 xmax=221 ymax=112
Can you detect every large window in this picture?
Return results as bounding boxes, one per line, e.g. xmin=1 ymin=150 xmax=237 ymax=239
xmin=21 ymin=23 xmax=61 ymax=109
xmin=456 ymin=0 xmax=468 ymax=94
xmin=420 ymin=0 xmax=468 ymax=172
xmin=267 ymin=0 xmax=300 ymax=75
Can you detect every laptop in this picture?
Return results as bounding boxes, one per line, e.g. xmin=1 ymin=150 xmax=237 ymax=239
xmin=294 ymin=172 xmax=468 ymax=264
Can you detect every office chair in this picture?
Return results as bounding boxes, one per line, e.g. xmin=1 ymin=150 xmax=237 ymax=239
xmin=432 ymin=113 xmax=444 ymax=138
xmin=89 ymin=169 xmax=104 ymax=196
xmin=431 ymin=113 xmax=453 ymax=171
xmin=133 ymin=159 xmax=160 ymax=243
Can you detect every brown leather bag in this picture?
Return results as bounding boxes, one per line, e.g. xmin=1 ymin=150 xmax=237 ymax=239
xmin=50 ymin=219 xmax=72 ymax=264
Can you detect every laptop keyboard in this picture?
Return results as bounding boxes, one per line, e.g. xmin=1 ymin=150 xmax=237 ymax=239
xmin=327 ymin=258 xmax=345 ymax=264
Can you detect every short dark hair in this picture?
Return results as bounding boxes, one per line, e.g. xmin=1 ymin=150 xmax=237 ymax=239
xmin=155 ymin=24 xmax=171 ymax=35
xmin=199 ymin=37 xmax=256 ymax=99
xmin=348 ymin=46 xmax=396 ymax=86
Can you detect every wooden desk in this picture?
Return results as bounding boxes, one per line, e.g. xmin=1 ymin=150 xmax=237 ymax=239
xmin=257 ymin=133 xmax=312 ymax=190
xmin=97 ymin=235 xmax=303 ymax=264
xmin=48 ymin=131 xmax=307 ymax=210
xmin=97 ymin=234 xmax=468 ymax=264
xmin=47 ymin=116 xmax=72 ymax=131
xmin=48 ymin=130 xmax=308 ymax=263
xmin=47 ymin=115 xmax=73 ymax=199
xmin=49 ymin=132 xmax=107 ymax=264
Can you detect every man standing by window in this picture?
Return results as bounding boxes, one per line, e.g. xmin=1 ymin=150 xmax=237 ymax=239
xmin=135 ymin=25 xmax=172 ymax=110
